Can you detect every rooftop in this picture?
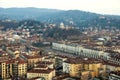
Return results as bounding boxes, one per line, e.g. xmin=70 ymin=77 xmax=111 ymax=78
xmin=36 ymin=61 xmax=53 ymax=65
xmin=110 ymin=71 xmax=120 ymax=76
xmin=65 ymin=57 xmax=102 ymax=64
xmin=5 ymin=57 xmax=27 ymax=64
xmin=28 ymin=68 xmax=54 ymax=74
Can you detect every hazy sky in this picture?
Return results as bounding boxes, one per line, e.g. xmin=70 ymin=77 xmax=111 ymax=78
xmin=0 ymin=0 xmax=120 ymax=15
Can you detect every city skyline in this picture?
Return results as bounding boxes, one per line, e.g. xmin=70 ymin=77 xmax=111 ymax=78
xmin=0 ymin=0 xmax=120 ymax=15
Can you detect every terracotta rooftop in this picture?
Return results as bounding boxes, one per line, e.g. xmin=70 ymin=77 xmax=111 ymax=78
xmin=0 ymin=56 xmax=9 ymax=62
xmin=28 ymin=68 xmax=54 ymax=74
xmin=5 ymin=58 xmax=27 ymax=64
xmin=57 ymin=54 xmax=69 ymax=58
xmin=35 ymin=64 xmax=48 ymax=68
xmin=22 ymin=54 xmax=42 ymax=59
xmin=36 ymin=61 xmax=53 ymax=65
xmin=65 ymin=58 xmax=102 ymax=64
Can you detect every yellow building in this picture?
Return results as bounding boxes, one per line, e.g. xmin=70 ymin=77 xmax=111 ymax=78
xmin=23 ymin=54 xmax=42 ymax=68
xmin=27 ymin=60 xmax=55 ymax=80
xmin=63 ymin=59 xmax=82 ymax=78
xmin=27 ymin=68 xmax=55 ymax=80
xmin=0 ymin=58 xmax=27 ymax=79
xmin=88 ymin=63 xmax=106 ymax=77
xmin=81 ymin=71 xmax=89 ymax=80
xmin=17 ymin=60 xmax=27 ymax=77
xmin=1 ymin=62 xmax=8 ymax=79
xmin=69 ymin=64 xmax=82 ymax=77
xmin=0 ymin=56 xmax=10 ymax=79
xmin=63 ymin=58 xmax=106 ymax=78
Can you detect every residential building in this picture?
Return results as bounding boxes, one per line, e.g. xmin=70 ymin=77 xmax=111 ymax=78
xmin=27 ymin=64 xmax=55 ymax=80
xmin=63 ymin=58 xmax=106 ymax=78
xmin=0 ymin=58 xmax=27 ymax=79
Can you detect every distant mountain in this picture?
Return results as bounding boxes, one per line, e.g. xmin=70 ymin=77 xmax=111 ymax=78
xmin=0 ymin=7 xmax=61 ymax=20
xmin=0 ymin=7 xmax=120 ymax=28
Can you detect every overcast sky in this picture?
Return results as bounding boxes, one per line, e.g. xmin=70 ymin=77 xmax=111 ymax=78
xmin=0 ymin=0 xmax=120 ymax=15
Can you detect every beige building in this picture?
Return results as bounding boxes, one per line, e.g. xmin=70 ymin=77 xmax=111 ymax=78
xmin=27 ymin=60 xmax=55 ymax=80
xmin=27 ymin=65 xmax=55 ymax=80
xmin=63 ymin=58 xmax=106 ymax=78
xmin=23 ymin=54 xmax=42 ymax=68
xmin=1 ymin=62 xmax=8 ymax=79
xmin=27 ymin=69 xmax=55 ymax=80
xmin=0 ymin=58 xmax=27 ymax=79
xmin=81 ymin=71 xmax=90 ymax=80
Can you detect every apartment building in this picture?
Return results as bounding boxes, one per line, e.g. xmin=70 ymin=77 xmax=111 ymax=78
xmin=27 ymin=62 xmax=55 ymax=80
xmin=0 ymin=58 xmax=27 ymax=79
xmin=63 ymin=58 xmax=106 ymax=78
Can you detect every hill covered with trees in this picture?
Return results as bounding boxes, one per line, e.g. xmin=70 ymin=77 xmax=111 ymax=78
xmin=0 ymin=8 xmax=120 ymax=29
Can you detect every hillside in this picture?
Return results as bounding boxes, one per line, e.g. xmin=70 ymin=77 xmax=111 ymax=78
xmin=0 ymin=8 xmax=120 ymax=29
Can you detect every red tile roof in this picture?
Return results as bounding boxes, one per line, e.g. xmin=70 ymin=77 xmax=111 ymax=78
xmin=22 ymin=54 xmax=42 ymax=59
xmin=65 ymin=58 xmax=102 ymax=64
xmin=36 ymin=61 xmax=53 ymax=65
xmin=5 ymin=58 xmax=27 ymax=64
xmin=35 ymin=64 xmax=48 ymax=68
xmin=28 ymin=68 xmax=54 ymax=74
